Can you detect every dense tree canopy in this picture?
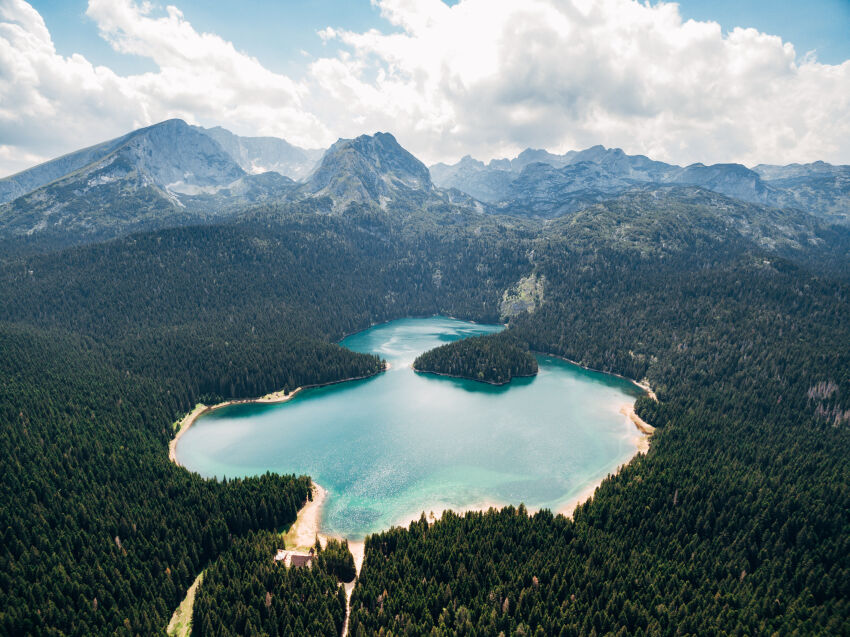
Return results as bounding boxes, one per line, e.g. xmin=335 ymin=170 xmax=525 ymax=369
xmin=192 ymin=532 xmax=350 ymax=637
xmin=414 ymin=333 xmax=538 ymax=385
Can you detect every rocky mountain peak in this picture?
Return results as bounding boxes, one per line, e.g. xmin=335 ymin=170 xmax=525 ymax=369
xmin=305 ymin=132 xmax=432 ymax=205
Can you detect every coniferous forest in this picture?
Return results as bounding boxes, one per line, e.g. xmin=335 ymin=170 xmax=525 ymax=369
xmin=0 ymin=191 xmax=848 ymax=635
xmin=413 ymin=333 xmax=538 ymax=385
xmin=192 ymin=532 xmax=349 ymax=637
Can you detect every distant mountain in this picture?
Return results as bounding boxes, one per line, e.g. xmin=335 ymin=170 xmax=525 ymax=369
xmin=0 ymin=125 xmax=482 ymax=251
xmin=667 ymin=163 xmax=772 ymax=204
xmin=0 ymin=120 xmax=237 ymax=235
xmin=0 ymin=132 xmax=138 ymax=205
xmin=302 ymin=132 xmax=438 ymax=209
xmin=429 ymin=146 xmax=669 ymax=204
xmin=432 ymin=147 xmax=849 ymax=222
xmin=299 ymin=132 xmax=487 ymax=216
xmin=429 ymin=156 xmax=514 ymax=203
xmin=4 ymin=118 xmax=849 ymax=255
xmin=549 ymin=185 xmax=824 ymax=256
xmin=0 ymin=120 xmax=310 ymax=248
xmin=753 ymin=161 xmax=850 ymax=224
xmin=494 ymin=160 xmax=643 ymax=217
xmin=197 ymin=126 xmax=323 ymax=180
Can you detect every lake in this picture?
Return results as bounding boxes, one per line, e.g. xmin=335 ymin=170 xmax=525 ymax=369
xmin=176 ymin=316 xmax=644 ymax=538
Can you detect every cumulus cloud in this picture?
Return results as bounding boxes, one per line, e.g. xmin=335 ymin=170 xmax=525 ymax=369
xmin=313 ymin=0 xmax=850 ymax=166
xmin=1 ymin=0 xmax=849 ymax=176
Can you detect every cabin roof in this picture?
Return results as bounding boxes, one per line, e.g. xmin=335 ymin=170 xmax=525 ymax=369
xmin=274 ymin=549 xmax=313 ymax=568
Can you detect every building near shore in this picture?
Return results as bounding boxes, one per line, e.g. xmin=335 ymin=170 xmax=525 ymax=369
xmin=274 ymin=548 xmax=314 ymax=568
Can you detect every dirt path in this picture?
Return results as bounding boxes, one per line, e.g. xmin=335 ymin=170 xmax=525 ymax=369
xmin=166 ymin=572 xmax=203 ymax=637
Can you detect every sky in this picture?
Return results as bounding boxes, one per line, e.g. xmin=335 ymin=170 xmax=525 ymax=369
xmin=1 ymin=0 xmax=849 ymax=176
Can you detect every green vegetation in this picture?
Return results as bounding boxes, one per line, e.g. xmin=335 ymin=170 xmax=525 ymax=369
xmin=0 ymin=189 xmax=848 ymax=634
xmin=316 ymin=538 xmax=357 ymax=584
xmin=414 ymin=333 xmax=538 ymax=385
xmin=192 ymin=532 xmax=348 ymax=637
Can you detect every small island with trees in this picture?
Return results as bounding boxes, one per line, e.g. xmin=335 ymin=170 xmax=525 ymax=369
xmin=413 ymin=333 xmax=538 ymax=385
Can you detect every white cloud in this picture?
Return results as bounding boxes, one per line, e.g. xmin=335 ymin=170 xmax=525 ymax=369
xmin=312 ymin=0 xmax=850 ymax=166
xmin=1 ymin=0 xmax=849 ymax=177
xmin=0 ymin=0 xmax=329 ymax=175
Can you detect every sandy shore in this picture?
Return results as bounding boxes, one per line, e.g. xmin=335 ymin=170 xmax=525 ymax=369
xmin=282 ymin=482 xmax=364 ymax=637
xmin=281 ymin=482 xmax=366 ymax=574
xmin=633 ymin=379 xmax=658 ymax=401
xmin=621 ymin=402 xmax=655 ymax=438
xmin=552 ymin=391 xmax=656 ymax=517
xmin=554 ymin=481 xmax=605 ymax=519
xmin=283 ymin=482 xmax=326 ymax=550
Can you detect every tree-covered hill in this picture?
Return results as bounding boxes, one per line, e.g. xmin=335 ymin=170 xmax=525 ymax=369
xmin=414 ymin=333 xmax=538 ymax=385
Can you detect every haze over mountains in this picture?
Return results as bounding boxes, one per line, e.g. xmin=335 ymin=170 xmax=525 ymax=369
xmin=1 ymin=118 xmax=848 ymax=252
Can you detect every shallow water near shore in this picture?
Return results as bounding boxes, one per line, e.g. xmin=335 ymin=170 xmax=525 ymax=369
xmin=177 ymin=316 xmax=643 ymax=539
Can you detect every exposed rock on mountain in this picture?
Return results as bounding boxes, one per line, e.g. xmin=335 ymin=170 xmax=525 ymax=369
xmin=0 ymin=120 xmax=250 ymax=244
xmin=304 ymin=132 xmax=433 ymax=207
xmin=0 ymin=120 xmax=317 ymax=247
xmin=2 ymin=118 xmax=848 ymax=255
xmin=753 ymin=161 xmax=850 ymax=224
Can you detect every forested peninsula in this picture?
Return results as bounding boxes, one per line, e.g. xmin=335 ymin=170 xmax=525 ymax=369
xmin=413 ymin=333 xmax=538 ymax=385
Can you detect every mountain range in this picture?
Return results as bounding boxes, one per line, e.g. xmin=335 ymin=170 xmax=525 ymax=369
xmin=431 ymin=146 xmax=850 ymax=222
xmin=1 ymin=118 xmax=848 ymax=251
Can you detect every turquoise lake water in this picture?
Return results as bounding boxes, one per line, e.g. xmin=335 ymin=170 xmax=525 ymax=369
xmin=177 ymin=317 xmax=643 ymax=539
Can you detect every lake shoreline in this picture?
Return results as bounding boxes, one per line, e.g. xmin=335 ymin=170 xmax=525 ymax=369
xmin=337 ymin=313 xmax=506 ymax=344
xmin=385 ymin=398 xmax=655 ymax=527
xmin=175 ymin=320 xmax=656 ymax=552
xmin=411 ymin=366 xmax=537 ymax=386
xmin=395 ymin=349 xmax=657 ymax=524
xmin=168 ymin=365 xmax=389 ymax=467
xmin=531 ymin=349 xmax=658 ymax=401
